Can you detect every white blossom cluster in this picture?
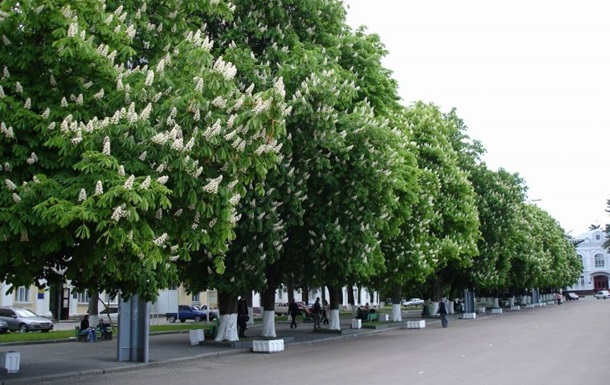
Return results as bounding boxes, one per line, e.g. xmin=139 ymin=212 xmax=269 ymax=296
xmin=140 ymin=176 xmax=151 ymax=190
xmin=202 ymin=175 xmax=223 ymax=194
xmin=26 ymin=152 xmax=38 ymax=164
xmin=203 ymin=119 xmax=222 ymax=139
xmin=0 ymin=122 xmax=14 ymax=138
xmin=212 ymin=57 xmax=237 ymax=81
xmin=102 ymin=136 xmax=111 ymax=155
xmin=252 ymin=96 xmax=272 ymax=114
xmin=123 ymin=175 xmax=135 ymax=190
xmin=4 ymin=179 xmax=16 ymax=191
xmin=185 ymin=29 xmax=213 ymax=51
xmin=153 ymin=233 xmax=168 ymax=246
xmin=94 ymin=180 xmax=104 ymax=195
xmin=78 ymin=188 xmax=87 ymax=202
xmin=111 ymin=204 xmax=129 ymax=221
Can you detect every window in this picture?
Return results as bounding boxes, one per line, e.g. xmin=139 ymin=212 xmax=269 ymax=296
xmin=595 ymin=253 xmax=605 ymax=268
xmin=77 ymin=291 xmax=90 ymax=304
xmin=192 ymin=293 xmax=200 ymax=302
xmin=596 ymin=233 xmax=601 ymax=240
xmin=580 ymin=276 xmax=585 ymax=286
xmin=16 ymin=286 xmax=30 ymax=303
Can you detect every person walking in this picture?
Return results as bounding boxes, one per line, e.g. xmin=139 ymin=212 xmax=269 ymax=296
xmin=237 ymin=297 xmax=249 ymax=338
xmin=312 ymin=297 xmax=322 ymax=330
xmin=438 ymin=297 xmax=449 ymax=328
xmin=288 ymin=299 xmax=299 ymax=329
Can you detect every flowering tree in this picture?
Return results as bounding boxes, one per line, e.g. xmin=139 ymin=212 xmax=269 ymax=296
xmin=406 ymin=102 xmax=480 ymax=301
xmin=0 ymin=0 xmax=286 ymax=301
xmin=174 ymin=0 xmax=413 ymax=336
xmin=470 ymin=167 xmax=527 ymax=297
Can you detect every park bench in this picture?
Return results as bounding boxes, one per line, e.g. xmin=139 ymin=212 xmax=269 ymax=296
xmin=203 ymin=319 xmax=219 ymax=339
xmin=75 ymin=326 xmax=99 ymax=342
xmin=75 ymin=326 xmax=112 ymax=341
xmin=365 ymin=312 xmax=379 ymax=322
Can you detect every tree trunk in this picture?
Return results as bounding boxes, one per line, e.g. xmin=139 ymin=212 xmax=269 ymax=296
xmin=328 ymin=285 xmax=341 ymax=330
xmin=88 ymin=292 xmax=100 ymax=325
xmin=391 ymin=285 xmax=402 ymax=322
xmin=287 ymin=282 xmax=294 ymax=303
xmin=260 ymin=288 xmax=276 ymax=337
xmin=301 ymin=286 xmax=309 ymax=305
xmin=347 ymin=285 xmax=357 ymax=317
xmin=215 ymin=291 xmax=238 ymax=342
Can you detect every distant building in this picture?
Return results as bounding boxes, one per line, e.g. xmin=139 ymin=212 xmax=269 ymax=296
xmin=568 ymin=228 xmax=610 ymax=294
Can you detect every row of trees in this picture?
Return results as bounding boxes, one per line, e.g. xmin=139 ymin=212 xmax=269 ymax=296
xmin=0 ymin=0 xmax=581 ymax=340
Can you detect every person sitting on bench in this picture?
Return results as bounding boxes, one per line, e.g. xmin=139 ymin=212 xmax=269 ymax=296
xmin=97 ymin=318 xmax=110 ymax=340
xmin=80 ymin=314 xmax=96 ymax=343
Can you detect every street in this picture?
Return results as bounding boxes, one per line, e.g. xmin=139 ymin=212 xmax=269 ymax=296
xmin=35 ymin=297 xmax=610 ymax=385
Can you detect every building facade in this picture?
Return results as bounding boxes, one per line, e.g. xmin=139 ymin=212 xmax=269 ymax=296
xmin=568 ymin=228 xmax=610 ymax=295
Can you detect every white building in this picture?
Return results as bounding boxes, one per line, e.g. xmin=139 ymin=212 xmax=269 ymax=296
xmin=568 ymin=228 xmax=610 ymax=294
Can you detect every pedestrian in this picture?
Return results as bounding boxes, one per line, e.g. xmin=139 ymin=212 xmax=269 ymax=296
xmin=79 ymin=314 xmax=96 ymax=342
xmin=237 ymin=297 xmax=249 ymax=338
xmin=312 ymin=297 xmax=322 ymax=330
xmin=555 ymin=292 xmax=562 ymax=305
xmin=438 ymin=297 xmax=448 ymax=328
xmin=288 ymin=299 xmax=300 ymax=329
xmin=322 ymin=300 xmax=328 ymax=325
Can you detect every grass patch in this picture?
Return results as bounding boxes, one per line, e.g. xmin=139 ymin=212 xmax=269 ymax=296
xmin=0 ymin=330 xmax=75 ymax=344
xmin=0 ymin=322 xmax=219 ymax=344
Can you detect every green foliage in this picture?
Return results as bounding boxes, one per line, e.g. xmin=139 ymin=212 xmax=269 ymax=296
xmin=0 ymin=0 xmax=286 ymax=300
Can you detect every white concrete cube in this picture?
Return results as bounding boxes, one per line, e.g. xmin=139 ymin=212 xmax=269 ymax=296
xmin=351 ymin=318 xmax=362 ymax=329
xmin=379 ymin=314 xmax=389 ymax=321
xmin=406 ymin=320 xmax=426 ymax=329
xmin=510 ymin=306 xmax=521 ymax=311
xmin=461 ymin=312 xmax=476 ymax=319
xmin=526 ymin=304 xmax=535 ymax=308
xmin=253 ymin=339 xmax=284 ymax=353
xmin=189 ymin=329 xmax=205 ymax=345
xmin=0 ymin=351 xmax=20 ymax=374
xmin=477 ymin=307 xmax=487 ymax=314
xmin=491 ymin=308 xmax=503 ymax=314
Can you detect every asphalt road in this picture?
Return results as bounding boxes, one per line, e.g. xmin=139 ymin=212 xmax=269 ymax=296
xmin=31 ymin=297 xmax=610 ymax=385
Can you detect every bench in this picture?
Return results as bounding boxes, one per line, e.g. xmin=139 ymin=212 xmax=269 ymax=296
xmin=365 ymin=313 xmax=379 ymax=322
xmin=203 ymin=319 xmax=220 ymax=339
xmin=75 ymin=326 xmax=105 ymax=342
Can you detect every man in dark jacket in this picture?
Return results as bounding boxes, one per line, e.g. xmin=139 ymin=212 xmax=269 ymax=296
xmin=438 ymin=297 xmax=448 ymax=328
xmin=288 ymin=299 xmax=299 ymax=329
xmin=237 ymin=297 xmax=248 ymax=338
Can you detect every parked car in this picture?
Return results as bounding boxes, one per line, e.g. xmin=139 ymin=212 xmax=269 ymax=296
xmin=0 ymin=319 xmax=8 ymax=334
xmin=98 ymin=306 xmax=119 ymax=323
xmin=0 ymin=306 xmax=54 ymax=333
xmin=274 ymin=302 xmax=308 ymax=316
xmin=565 ymin=292 xmax=579 ymax=301
xmin=594 ymin=290 xmax=610 ymax=299
xmin=165 ymin=305 xmax=216 ymax=323
xmin=402 ymin=298 xmax=424 ymax=307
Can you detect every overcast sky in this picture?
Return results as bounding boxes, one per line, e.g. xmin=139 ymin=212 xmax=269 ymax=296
xmin=343 ymin=0 xmax=610 ymax=236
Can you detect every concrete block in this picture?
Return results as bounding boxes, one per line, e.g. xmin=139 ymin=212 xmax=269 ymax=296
xmin=510 ymin=306 xmax=521 ymax=311
xmin=253 ymin=339 xmax=284 ymax=353
xmin=351 ymin=318 xmax=362 ymax=329
xmin=477 ymin=307 xmax=487 ymax=314
xmin=461 ymin=312 xmax=476 ymax=319
xmin=0 ymin=351 xmax=20 ymax=374
xmin=491 ymin=308 xmax=503 ymax=314
xmin=406 ymin=320 xmax=426 ymax=329
xmin=189 ymin=329 xmax=205 ymax=345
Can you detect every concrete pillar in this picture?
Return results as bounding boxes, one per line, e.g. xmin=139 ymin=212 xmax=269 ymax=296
xmin=117 ymin=295 xmax=149 ymax=363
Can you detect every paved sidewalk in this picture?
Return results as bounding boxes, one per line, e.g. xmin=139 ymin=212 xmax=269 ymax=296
xmin=0 ymin=313 xmax=440 ymax=385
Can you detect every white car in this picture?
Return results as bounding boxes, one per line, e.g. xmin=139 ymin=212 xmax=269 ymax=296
xmin=402 ymin=298 xmax=424 ymax=306
xmin=594 ymin=290 xmax=610 ymax=299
